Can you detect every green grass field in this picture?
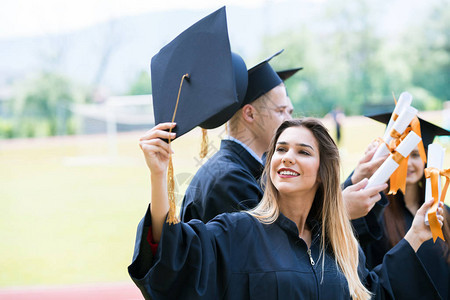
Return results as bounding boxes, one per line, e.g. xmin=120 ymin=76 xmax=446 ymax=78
xmin=1 ymin=114 xmax=449 ymax=287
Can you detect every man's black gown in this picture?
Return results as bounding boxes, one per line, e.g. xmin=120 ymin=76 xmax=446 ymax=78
xmin=180 ymin=139 xmax=264 ymax=222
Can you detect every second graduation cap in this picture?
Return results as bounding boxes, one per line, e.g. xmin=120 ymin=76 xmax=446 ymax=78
xmin=277 ymin=67 xmax=303 ymax=81
xmin=151 ymin=6 xmax=248 ymax=139
xmin=277 ymin=67 xmax=303 ymax=97
xmin=242 ymin=50 xmax=284 ymax=105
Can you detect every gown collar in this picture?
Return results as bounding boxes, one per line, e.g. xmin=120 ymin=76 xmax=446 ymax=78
xmin=275 ymin=212 xmax=321 ymax=240
xmin=224 ymin=136 xmax=263 ymax=165
xmin=220 ymin=139 xmax=264 ymax=179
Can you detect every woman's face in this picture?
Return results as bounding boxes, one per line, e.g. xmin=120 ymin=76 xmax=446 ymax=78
xmin=406 ymin=146 xmax=425 ymax=185
xmin=270 ymin=126 xmax=320 ymax=198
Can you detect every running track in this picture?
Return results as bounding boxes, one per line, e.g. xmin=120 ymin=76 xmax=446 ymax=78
xmin=0 ymin=282 xmax=144 ymax=300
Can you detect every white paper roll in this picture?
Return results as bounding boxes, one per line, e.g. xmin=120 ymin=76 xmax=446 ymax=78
xmin=425 ymin=144 xmax=445 ymax=225
xmin=391 ymin=106 xmax=418 ymax=137
xmin=386 ymin=92 xmax=413 ymax=133
xmin=372 ymin=143 xmax=390 ymax=161
xmin=372 ymin=106 xmax=418 ymax=161
xmin=365 ymin=131 xmax=421 ymax=189
xmin=366 ymin=157 xmax=399 ymax=189
xmin=395 ymin=131 xmax=421 ymax=157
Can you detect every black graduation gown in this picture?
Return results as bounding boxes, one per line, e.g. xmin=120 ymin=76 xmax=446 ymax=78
xmin=360 ymin=192 xmax=450 ymax=300
xmin=128 ymin=207 xmax=440 ymax=299
xmin=180 ymin=139 xmax=264 ymax=223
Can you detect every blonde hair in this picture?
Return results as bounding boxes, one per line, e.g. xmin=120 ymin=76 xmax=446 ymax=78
xmin=227 ymin=83 xmax=285 ymax=135
xmin=247 ymin=118 xmax=371 ymax=300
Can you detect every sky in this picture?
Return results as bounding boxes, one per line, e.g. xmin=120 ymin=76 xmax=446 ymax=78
xmin=0 ymin=0 xmax=291 ymax=39
xmin=1 ymin=0 xmax=437 ymax=40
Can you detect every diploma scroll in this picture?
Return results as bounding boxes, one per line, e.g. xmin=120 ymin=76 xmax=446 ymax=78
xmin=424 ymin=144 xmax=446 ymax=242
xmin=365 ymin=131 xmax=421 ymax=190
xmin=385 ymin=92 xmax=413 ymax=134
xmin=372 ymin=106 xmax=418 ymax=161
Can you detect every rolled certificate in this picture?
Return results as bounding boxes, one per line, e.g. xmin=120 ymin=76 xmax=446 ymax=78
xmin=372 ymin=106 xmax=418 ymax=161
xmin=385 ymin=92 xmax=412 ymax=134
xmin=424 ymin=144 xmax=445 ymax=225
xmin=365 ymin=131 xmax=421 ymax=189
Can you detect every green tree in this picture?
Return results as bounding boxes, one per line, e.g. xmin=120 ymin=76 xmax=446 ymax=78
xmin=261 ymin=26 xmax=327 ymax=117
xmin=409 ymin=0 xmax=450 ymax=104
xmin=128 ymin=71 xmax=152 ymax=95
xmin=263 ymin=0 xmax=388 ymax=116
xmin=11 ymin=72 xmax=85 ymax=137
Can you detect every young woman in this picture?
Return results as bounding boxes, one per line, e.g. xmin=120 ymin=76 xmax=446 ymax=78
xmin=361 ymin=145 xmax=450 ymax=299
xmin=129 ymin=118 xmax=443 ymax=300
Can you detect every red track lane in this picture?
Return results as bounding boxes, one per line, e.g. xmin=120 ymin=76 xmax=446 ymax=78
xmin=0 ymin=282 xmax=144 ymax=300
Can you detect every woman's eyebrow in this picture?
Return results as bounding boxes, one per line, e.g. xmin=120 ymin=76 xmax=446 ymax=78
xmin=296 ymin=143 xmax=314 ymax=150
xmin=276 ymin=141 xmax=314 ymax=150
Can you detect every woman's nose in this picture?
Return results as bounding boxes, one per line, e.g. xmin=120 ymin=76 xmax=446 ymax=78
xmin=282 ymin=152 xmax=294 ymax=165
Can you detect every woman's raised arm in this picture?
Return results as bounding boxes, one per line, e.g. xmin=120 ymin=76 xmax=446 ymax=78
xmin=139 ymin=122 xmax=176 ymax=242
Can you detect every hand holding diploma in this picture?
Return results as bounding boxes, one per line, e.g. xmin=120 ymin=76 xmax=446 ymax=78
xmin=424 ymin=144 xmax=450 ymax=242
xmin=404 ymin=198 xmax=444 ymax=252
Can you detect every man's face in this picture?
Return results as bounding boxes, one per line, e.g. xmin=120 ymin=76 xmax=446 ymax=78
xmin=252 ymin=84 xmax=293 ymax=150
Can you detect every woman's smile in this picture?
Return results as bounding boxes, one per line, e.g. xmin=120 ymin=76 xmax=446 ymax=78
xmin=277 ymin=168 xmax=300 ymax=178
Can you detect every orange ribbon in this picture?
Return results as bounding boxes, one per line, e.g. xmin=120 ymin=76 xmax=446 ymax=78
xmin=392 ymin=114 xmax=398 ymax=121
xmin=387 ymin=129 xmax=411 ymax=195
xmin=385 ymin=92 xmax=425 ymax=195
xmin=388 ymin=128 xmax=410 ymax=150
xmin=375 ymin=94 xmax=425 ymax=195
xmin=424 ymin=167 xmax=450 ymax=242
xmin=389 ymin=155 xmax=409 ymax=195
xmin=391 ymin=151 xmax=405 ymax=164
xmin=387 ymin=151 xmax=408 ymax=194
xmin=410 ymin=117 xmax=427 ymax=164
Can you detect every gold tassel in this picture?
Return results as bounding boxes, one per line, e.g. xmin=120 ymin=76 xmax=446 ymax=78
xmin=165 ymin=73 xmax=189 ymax=225
xmin=199 ymin=128 xmax=208 ymax=159
xmin=166 ymin=155 xmax=178 ymax=224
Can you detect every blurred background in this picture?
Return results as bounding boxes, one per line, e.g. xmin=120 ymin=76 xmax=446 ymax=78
xmin=1 ymin=0 xmax=449 ymax=298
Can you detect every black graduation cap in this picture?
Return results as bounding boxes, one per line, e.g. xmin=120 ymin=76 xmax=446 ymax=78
xmin=366 ymin=112 xmax=450 ymax=148
xmin=151 ymin=6 xmax=248 ymax=139
xmin=242 ymin=49 xmax=284 ymax=106
xmin=277 ymin=67 xmax=303 ymax=81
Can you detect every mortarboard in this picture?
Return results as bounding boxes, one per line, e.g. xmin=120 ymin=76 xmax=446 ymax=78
xmin=150 ymin=6 xmax=248 ymax=224
xmin=151 ymin=6 xmax=248 ymax=139
xmin=242 ymin=49 xmax=284 ymax=106
xmin=367 ymin=112 xmax=450 ymax=149
xmin=277 ymin=67 xmax=303 ymax=81
xmin=276 ymin=67 xmax=303 ymax=97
